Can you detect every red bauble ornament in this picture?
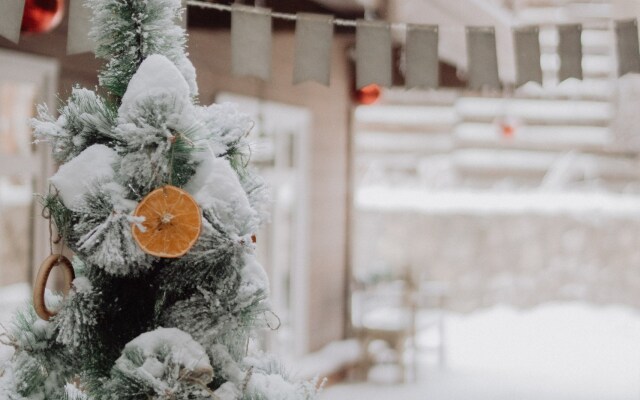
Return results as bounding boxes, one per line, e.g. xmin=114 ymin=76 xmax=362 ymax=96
xmin=500 ymin=122 xmax=516 ymax=138
xmin=21 ymin=0 xmax=64 ymax=34
xmin=495 ymin=116 xmax=519 ymax=139
xmin=356 ymin=84 xmax=382 ymax=105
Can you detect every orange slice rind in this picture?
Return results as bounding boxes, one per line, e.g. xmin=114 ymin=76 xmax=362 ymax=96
xmin=132 ymin=185 xmax=201 ymax=258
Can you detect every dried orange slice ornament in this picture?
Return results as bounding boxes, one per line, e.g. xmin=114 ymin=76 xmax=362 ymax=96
xmin=132 ymin=185 xmax=201 ymax=258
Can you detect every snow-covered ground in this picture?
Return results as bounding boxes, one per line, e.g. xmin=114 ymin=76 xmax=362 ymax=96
xmin=2 ymin=285 xmax=639 ymax=400
xmin=323 ymin=303 xmax=640 ymax=400
xmin=357 ymin=187 xmax=640 ymax=216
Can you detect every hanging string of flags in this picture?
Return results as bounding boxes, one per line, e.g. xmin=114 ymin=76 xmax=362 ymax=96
xmin=1 ymin=0 xmax=640 ymax=89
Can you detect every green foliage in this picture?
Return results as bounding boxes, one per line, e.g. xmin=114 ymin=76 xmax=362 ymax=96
xmin=115 ymin=96 xmax=200 ymax=199
xmin=223 ymin=138 xmax=252 ymax=178
xmin=82 ymin=268 xmax=157 ymax=373
xmin=11 ymin=352 xmax=48 ymax=398
xmin=73 ymin=185 xmax=152 ymax=275
xmin=6 ymin=306 xmax=72 ymax=399
xmin=87 ymin=0 xmax=194 ymax=100
xmin=169 ymin=135 xmax=199 ymax=189
xmin=32 ymin=87 xmax=118 ymax=163
xmin=41 ymin=191 xmax=74 ymax=246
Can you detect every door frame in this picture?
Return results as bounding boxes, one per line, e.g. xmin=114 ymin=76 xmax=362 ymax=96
xmin=216 ymin=92 xmax=312 ymax=357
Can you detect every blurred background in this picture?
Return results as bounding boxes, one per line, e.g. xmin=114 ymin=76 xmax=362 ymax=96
xmin=1 ymin=0 xmax=640 ymax=399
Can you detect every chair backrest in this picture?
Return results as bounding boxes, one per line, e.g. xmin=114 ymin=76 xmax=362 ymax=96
xmin=352 ymin=279 xmax=416 ymax=331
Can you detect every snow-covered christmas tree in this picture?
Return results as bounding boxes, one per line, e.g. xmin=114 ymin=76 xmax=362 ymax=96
xmin=0 ymin=1 xmax=319 ymax=399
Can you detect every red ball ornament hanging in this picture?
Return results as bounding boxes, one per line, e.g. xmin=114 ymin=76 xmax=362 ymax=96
xmin=21 ymin=0 xmax=65 ymax=34
xmin=495 ymin=115 xmax=519 ymax=139
xmin=500 ymin=121 xmax=515 ymax=138
xmin=356 ymin=84 xmax=382 ymax=105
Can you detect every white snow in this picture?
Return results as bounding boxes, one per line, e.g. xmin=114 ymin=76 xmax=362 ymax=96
xmin=0 ymin=283 xmax=29 ymax=311
xmin=71 ymin=277 xmax=92 ymax=294
xmin=292 ymin=339 xmax=362 ymax=381
xmin=185 ymin=155 xmax=256 ymax=229
xmin=213 ymin=382 xmax=240 ymax=400
xmin=247 ymin=372 xmax=299 ymax=400
xmin=104 ymin=181 xmax=137 ymax=212
xmin=357 ymin=187 xmax=640 ymax=217
xmin=190 ymin=102 xmax=255 ymax=156
xmin=0 ymin=283 xmax=30 ymax=365
xmin=0 ymin=179 xmax=31 ymax=207
xmin=141 ymin=357 xmax=166 ymax=378
xmin=49 ymin=144 xmax=118 ymax=210
xmin=64 ymin=382 xmax=88 ymax=400
xmin=239 ymin=253 xmax=270 ymax=299
xmin=119 ymin=55 xmax=191 ymax=115
xmin=322 ymin=302 xmax=640 ymax=400
xmin=186 ymin=156 xmax=248 ymax=209
xmin=174 ymin=56 xmax=198 ymax=98
xmin=121 ymin=327 xmax=212 ymax=375
xmin=455 ymin=97 xmax=612 ymax=122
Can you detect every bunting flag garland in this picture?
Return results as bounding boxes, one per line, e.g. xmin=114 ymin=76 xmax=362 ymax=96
xmin=0 ymin=0 xmax=25 ymax=44
xmin=67 ymin=0 xmax=95 ymax=55
xmin=294 ymin=13 xmax=334 ymax=85
xmin=6 ymin=0 xmax=640 ymax=89
xmin=356 ymin=20 xmax=392 ymax=89
xmin=405 ymin=24 xmax=439 ymax=89
xmin=615 ymin=19 xmax=640 ymax=77
xmin=466 ymin=27 xmax=501 ymax=90
xmin=558 ymin=24 xmax=583 ymax=82
xmin=513 ymin=26 xmax=542 ymax=87
xmin=231 ymin=5 xmax=272 ymax=80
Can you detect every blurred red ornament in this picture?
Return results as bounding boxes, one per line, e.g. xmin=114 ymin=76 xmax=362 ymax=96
xmin=21 ymin=0 xmax=64 ymax=34
xmin=495 ymin=115 xmax=519 ymax=139
xmin=356 ymin=84 xmax=381 ymax=105
xmin=500 ymin=122 xmax=516 ymax=138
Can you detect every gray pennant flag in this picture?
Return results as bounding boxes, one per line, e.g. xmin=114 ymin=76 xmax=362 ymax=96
xmin=615 ymin=19 xmax=640 ymax=77
xmin=0 ymin=0 xmax=25 ymax=44
xmin=231 ymin=5 xmax=272 ymax=80
xmin=67 ymin=0 xmax=95 ymax=54
xmin=467 ymin=27 xmax=501 ymax=90
xmin=356 ymin=20 xmax=392 ymax=89
xmin=558 ymin=24 xmax=583 ymax=81
xmin=514 ymin=26 xmax=542 ymax=87
xmin=294 ymin=13 xmax=333 ymax=85
xmin=405 ymin=24 xmax=439 ymax=89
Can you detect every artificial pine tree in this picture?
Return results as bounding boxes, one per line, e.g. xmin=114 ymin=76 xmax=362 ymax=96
xmin=0 ymin=1 xmax=319 ymax=399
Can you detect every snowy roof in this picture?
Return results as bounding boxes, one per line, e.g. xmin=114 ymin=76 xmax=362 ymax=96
xmin=356 ymin=186 xmax=640 ymax=216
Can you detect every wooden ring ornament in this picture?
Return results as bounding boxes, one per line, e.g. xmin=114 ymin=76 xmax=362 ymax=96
xmin=33 ymin=254 xmax=75 ymax=321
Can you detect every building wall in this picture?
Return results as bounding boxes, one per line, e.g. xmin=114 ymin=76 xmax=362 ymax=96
xmin=188 ymin=30 xmax=353 ymax=351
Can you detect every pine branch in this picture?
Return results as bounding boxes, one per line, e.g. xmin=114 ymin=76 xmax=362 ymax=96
xmin=87 ymin=0 xmax=196 ymax=100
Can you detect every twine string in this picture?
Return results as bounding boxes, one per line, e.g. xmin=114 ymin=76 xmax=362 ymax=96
xmin=265 ymin=310 xmax=281 ymax=331
xmin=41 ymin=189 xmax=68 ymax=262
xmin=186 ymin=1 xmax=357 ymax=27
xmin=184 ymin=0 xmax=557 ymax=33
